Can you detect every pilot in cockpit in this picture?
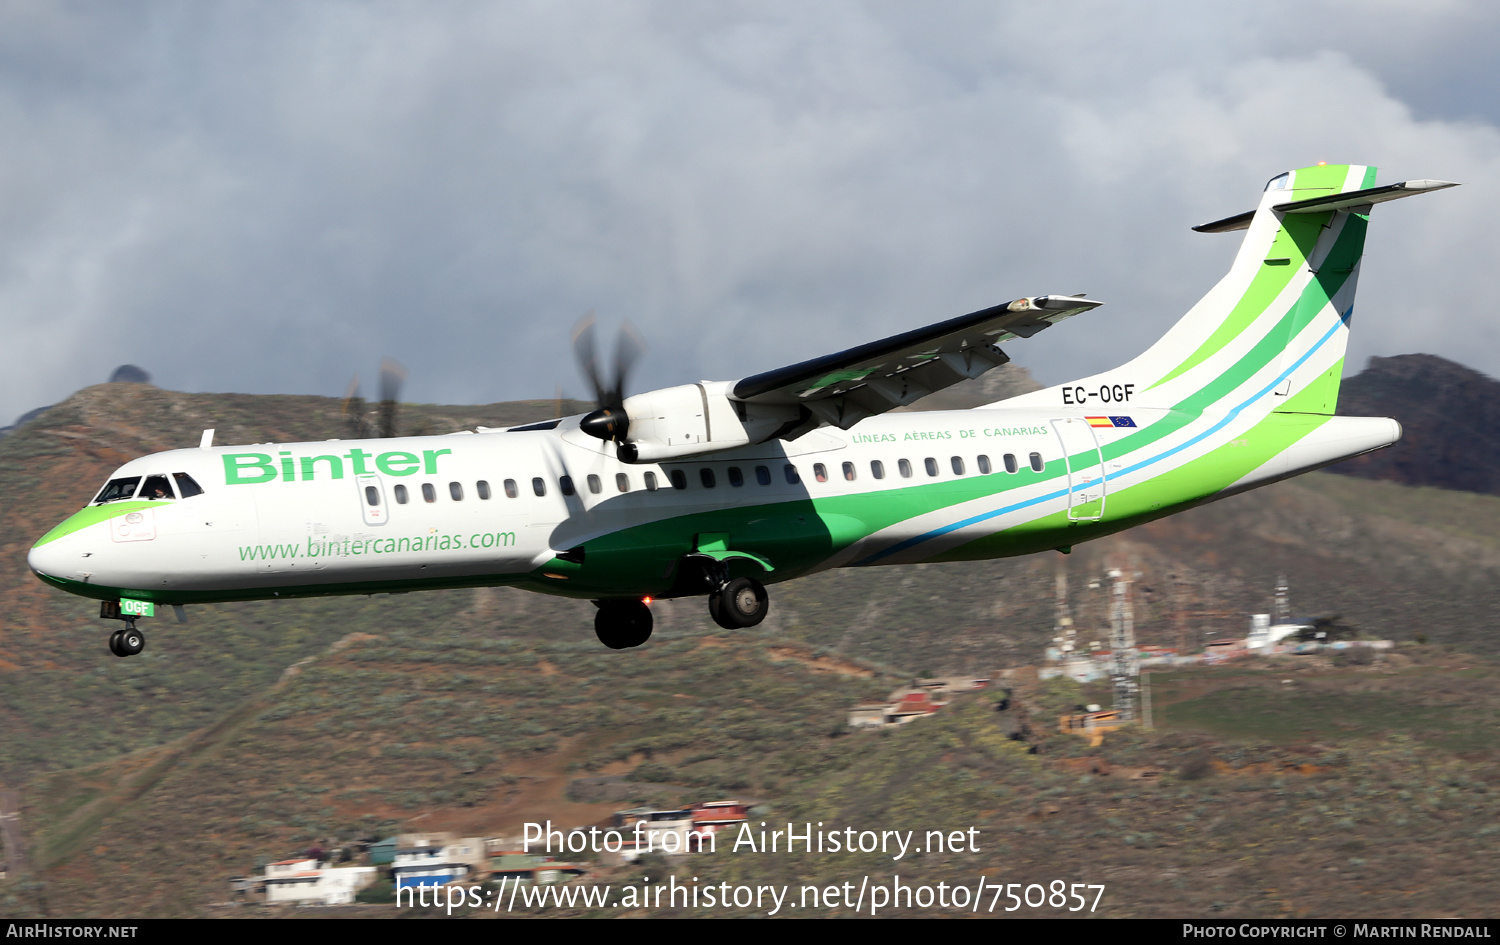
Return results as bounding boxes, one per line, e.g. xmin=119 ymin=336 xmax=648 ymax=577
xmin=139 ymin=475 xmax=174 ymax=500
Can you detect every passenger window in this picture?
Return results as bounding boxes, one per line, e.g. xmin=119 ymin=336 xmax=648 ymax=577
xmin=1004 ymin=453 xmax=1018 ymax=474
xmin=784 ymin=464 xmax=800 ymax=484
xmin=700 ymin=468 xmax=716 ymax=488
xmin=587 ymin=474 xmax=602 ymax=494
xmin=755 ymin=465 xmax=771 ymax=486
xmin=951 ymin=456 xmax=965 ymax=476
xmin=728 ymin=466 xmax=744 ymax=487
xmin=365 ymin=486 xmax=381 ymax=507
xmin=394 ymin=484 xmax=409 ymax=504
xmin=449 ymin=482 xmax=464 ymax=501
xmin=670 ymin=470 xmax=687 ymax=490
xmin=616 ymin=472 xmax=630 ymax=493
xmin=977 ymin=455 xmax=991 ymax=474
xmin=842 ymin=461 xmax=856 ymax=481
xmin=532 ymin=477 xmax=546 ymax=497
xmin=814 ymin=463 xmax=828 ymax=483
xmin=644 ymin=471 xmax=659 ymax=491
xmin=871 ymin=460 xmax=884 ymax=480
xmin=1029 ymin=452 xmax=1045 ymax=472
xmin=422 ymin=483 xmax=437 ymax=503
xmin=898 ymin=459 xmax=912 ymax=479
xmin=924 ymin=458 xmax=938 ymax=477
xmin=504 ymin=479 xmax=518 ymax=498
xmin=172 ymin=472 xmax=204 ymax=498
xmin=477 ymin=480 xmax=491 ymax=500
xmin=560 ymin=476 xmax=576 ymax=496
xmin=140 ymin=475 xmax=175 ymax=500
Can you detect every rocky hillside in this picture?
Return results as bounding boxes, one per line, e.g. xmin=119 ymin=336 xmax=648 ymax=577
xmin=1334 ymin=354 xmax=1500 ymax=495
xmin=2 ymin=379 xmax=1499 ymax=918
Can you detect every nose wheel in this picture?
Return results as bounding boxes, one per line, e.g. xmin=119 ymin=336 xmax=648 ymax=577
xmin=108 ymin=622 xmax=145 ymax=658
xmin=707 ymin=577 xmax=769 ymax=629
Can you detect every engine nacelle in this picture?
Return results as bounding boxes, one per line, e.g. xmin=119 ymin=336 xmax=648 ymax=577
xmin=616 ymin=381 xmax=799 ymax=463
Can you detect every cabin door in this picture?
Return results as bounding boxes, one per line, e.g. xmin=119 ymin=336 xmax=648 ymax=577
xmin=1050 ymin=418 xmax=1106 ymax=521
xmin=356 ymin=474 xmax=389 ymax=526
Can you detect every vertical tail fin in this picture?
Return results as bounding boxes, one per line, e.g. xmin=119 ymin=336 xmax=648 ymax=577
xmin=1003 ymin=165 xmax=1456 ymax=418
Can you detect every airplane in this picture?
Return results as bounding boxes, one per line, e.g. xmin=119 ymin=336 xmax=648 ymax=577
xmin=27 ymin=163 xmax=1456 ymax=656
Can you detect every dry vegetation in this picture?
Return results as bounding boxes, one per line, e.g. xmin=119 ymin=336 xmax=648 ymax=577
xmin=2 ymin=382 xmax=1499 ymax=918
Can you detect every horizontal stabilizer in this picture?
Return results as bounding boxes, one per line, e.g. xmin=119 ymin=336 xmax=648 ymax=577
xmin=1193 ymin=179 xmax=1459 ymax=233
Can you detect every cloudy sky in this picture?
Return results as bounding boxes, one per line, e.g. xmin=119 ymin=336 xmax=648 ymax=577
xmin=3 ymin=1 xmax=1498 ymax=423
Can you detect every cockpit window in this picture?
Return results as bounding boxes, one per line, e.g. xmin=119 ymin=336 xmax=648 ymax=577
xmin=139 ymin=475 xmax=176 ymax=500
xmin=173 ymin=472 xmax=204 ymax=498
xmin=93 ymin=477 xmax=142 ymax=504
xmin=1264 ymin=171 xmax=1291 ymax=191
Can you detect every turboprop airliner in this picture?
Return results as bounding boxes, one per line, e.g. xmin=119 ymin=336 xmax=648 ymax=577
xmin=29 ymin=164 xmax=1454 ymax=655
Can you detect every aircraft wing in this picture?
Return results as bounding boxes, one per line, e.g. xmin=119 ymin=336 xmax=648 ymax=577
xmin=729 ymin=295 xmax=1102 ymax=429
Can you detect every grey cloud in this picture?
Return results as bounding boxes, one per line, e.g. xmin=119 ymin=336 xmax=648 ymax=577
xmin=2 ymin=1 xmax=1499 ymax=424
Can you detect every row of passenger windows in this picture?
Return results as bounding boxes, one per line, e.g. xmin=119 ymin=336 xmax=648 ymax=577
xmin=365 ymin=452 xmax=1048 ymax=507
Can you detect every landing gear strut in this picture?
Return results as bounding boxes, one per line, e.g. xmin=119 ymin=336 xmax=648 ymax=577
xmin=594 ymin=599 xmax=653 ymax=649
xmin=108 ymin=621 xmax=145 ymax=658
xmin=708 ymin=577 xmax=769 ymax=629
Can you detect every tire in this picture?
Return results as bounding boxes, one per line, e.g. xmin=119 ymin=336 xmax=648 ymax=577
xmin=715 ymin=577 xmax=768 ymax=628
xmin=117 ymin=627 xmax=145 ymax=657
xmin=108 ymin=630 xmax=126 ymax=658
xmin=594 ymin=600 xmax=653 ymax=649
xmin=707 ymin=592 xmax=739 ymax=630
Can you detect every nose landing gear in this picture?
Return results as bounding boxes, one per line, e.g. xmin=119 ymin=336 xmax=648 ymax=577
xmin=99 ymin=601 xmax=147 ymax=657
xmin=108 ymin=622 xmax=145 ymax=658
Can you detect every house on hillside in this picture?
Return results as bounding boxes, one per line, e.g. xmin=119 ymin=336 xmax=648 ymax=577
xmin=392 ymin=833 xmax=487 ymax=889
xmin=262 ymin=858 xmax=376 ymax=905
xmin=688 ymin=800 xmax=750 ymax=850
xmin=848 ymin=679 xmax=990 ymax=728
xmin=488 ymin=851 xmax=588 ymax=886
xmin=882 ymin=689 xmax=947 ymax=724
xmin=612 ymin=807 xmax=706 ymax=856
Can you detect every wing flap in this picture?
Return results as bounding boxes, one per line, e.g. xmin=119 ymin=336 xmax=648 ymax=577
xmin=731 ymin=295 xmax=1102 ymax=427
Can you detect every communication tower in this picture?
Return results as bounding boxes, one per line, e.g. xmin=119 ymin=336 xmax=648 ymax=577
xmin=1108 ymin=566 xmax=1139 ymax=721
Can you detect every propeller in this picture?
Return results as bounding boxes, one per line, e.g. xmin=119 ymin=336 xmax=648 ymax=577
xmin=341 ymin=375 xmax=369 ymax=438
xmin=574 ymin=312 xmax=645 ymax=444
xmin=341 ymin=357 xmax=408 ymax=439
xmin=377 ymin=357 xmax=408 ymax=438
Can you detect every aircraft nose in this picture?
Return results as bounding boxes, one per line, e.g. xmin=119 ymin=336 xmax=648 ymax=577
xmin=28 ymin=533 xmax=73 ymax=580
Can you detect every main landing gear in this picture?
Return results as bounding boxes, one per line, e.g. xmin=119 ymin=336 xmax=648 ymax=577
xmin=594 ymin=599 xmax=654 ymax=649
xmin=591 ymin=571 xmax=769 ymax=649
xmin=708 ymin=576 xmax=769 ymax=630
xmin=108 ymin=622 xmax=145 ymax=658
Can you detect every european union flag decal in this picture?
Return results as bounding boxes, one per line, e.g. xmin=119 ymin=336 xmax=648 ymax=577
xmin=1109 ymin=416 xmax=1137 ymax=428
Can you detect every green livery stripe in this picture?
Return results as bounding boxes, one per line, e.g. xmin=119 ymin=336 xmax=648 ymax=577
xmin=1152 ymin=213 xmax=1328 ymax=389
xmin=935 ymin=409 xmax=1333 ymax=562
xmin=1287 ymin=163 xmax=1354 ymax=197
xmin=33 ymin=502 xmax=157 ymax=547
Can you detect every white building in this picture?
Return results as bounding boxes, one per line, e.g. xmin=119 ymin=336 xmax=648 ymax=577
xmin=263 ymin=858 xmax=376 ymax=905
xmin=392 ymin=833 xmax=487 ymax=889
